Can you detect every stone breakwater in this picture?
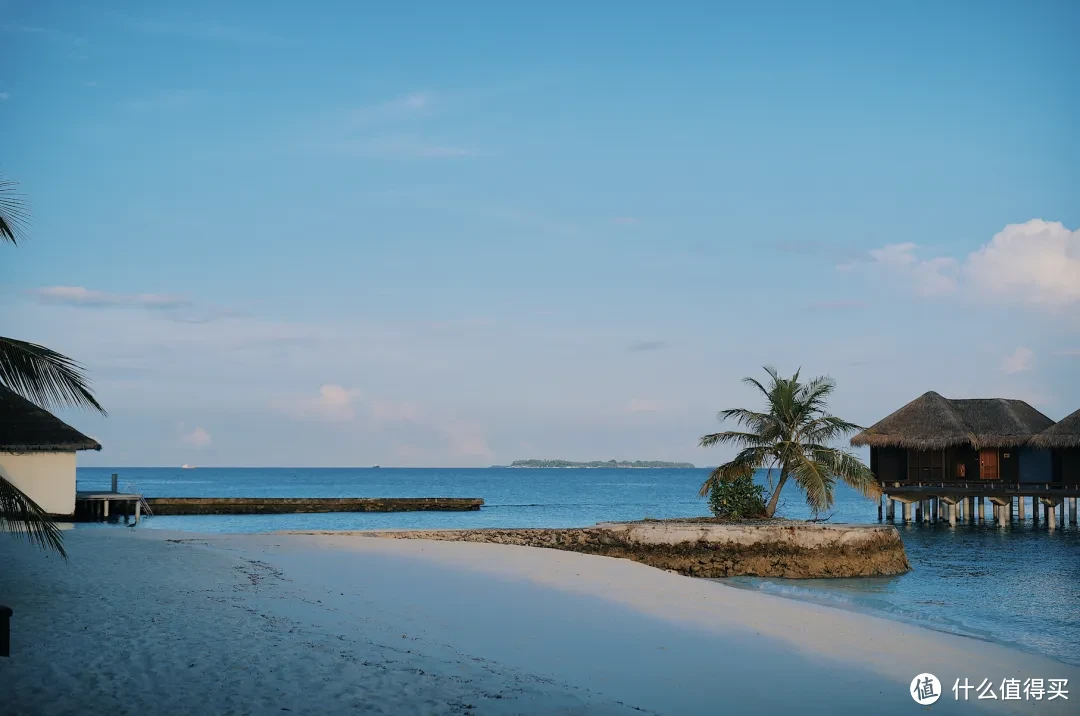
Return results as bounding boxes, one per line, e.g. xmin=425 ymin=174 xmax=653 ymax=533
xmin=145 ymin=497 xmax=484 ymax=515
xmin=360 ymin=522 xmax=911 ymax=578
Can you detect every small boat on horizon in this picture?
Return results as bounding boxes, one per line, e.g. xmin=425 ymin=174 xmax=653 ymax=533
xmin=182 ymin=464 xmax=195 ymax=469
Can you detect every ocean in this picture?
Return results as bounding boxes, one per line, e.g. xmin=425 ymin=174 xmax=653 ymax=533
xmin=76 ymin=466 xmax=1080 ymax=666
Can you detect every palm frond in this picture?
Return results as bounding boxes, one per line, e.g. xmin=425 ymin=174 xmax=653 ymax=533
xmin=0 ymin=474 xmax=67 ymax=558
xmin=742 ymin=375 xmax=771 ymax=399
xmin=698 ymin=446 xmax=771 ymax=496
xmin=0 ymin=178 xmax=30 ymax=245
xmin=802 ymin=415 xmax=863 ymax=444
xmin=0 ymin=337 xmax=106 ymax=415
xmin=810 ymin=445 xmax=880 ymax=499
xmin=798 ymin=375 xmax=835 ymax=413
xmin=698 ymin=431 xmax=771 ymax=449
xmin=716 ymin=407 xmax=774 ymax=431
xmin=790 ymin=452 xmax=835 ymax=514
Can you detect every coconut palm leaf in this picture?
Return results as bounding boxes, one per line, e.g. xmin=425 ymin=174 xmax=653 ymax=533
xmin=699 ymin=367 xmax=873 ymax=517
xmin=699 ymin=445 xmax=771 ymax=496
xmin=698 ymin=430 xmax=771 ymax=449
xmin=790 ymin=452 xmax=835 ymax=513
xmin=0 ymin=474 xmax=67 ymax=558
xmin=0 ymin=177 xmax=29 ymax=245
xmin=0 ymin=337 xmax=106 ymax=416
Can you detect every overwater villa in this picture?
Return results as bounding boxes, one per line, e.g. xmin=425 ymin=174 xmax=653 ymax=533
xmin=0 ymin=385 xmax=101 ymax=517
xmin=1030 ymin=407 xmax=1080 ymax=485
xmin=852 ymin=391 xmax=1079 ymax=528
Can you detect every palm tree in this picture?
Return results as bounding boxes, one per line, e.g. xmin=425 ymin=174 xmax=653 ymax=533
xmin=1 ymin=176 xmax=106 ymax=557
xmin=698 ymin=367 xmax=878 ymax=518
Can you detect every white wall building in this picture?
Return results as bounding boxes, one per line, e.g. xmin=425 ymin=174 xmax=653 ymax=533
xmin=0 ymin=386 xmax=101 ymax=516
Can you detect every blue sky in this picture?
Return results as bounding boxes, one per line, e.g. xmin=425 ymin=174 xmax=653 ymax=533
xmin=2 ymin=0 xmax=1078 ymax=467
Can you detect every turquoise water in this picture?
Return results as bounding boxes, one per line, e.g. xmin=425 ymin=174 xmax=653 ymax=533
xmin=77 ymin=466 xmax=1080 ymax=665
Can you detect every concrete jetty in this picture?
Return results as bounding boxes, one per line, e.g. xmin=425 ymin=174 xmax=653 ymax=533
xmin=144 ymin=497 xmax=484 ymax=515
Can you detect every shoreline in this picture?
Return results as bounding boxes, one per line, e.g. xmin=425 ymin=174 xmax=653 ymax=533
xmin=4 ymin=529 xmax=1076 ymax=715
xmin=716 ymin=575 xmax=1080 ymax=668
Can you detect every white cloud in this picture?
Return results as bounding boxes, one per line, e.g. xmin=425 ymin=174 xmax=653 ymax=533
xmin=277 ymin=387 xmax=428 ymax=424
xmin=181 ymin=426 xmax=212 ymax=448
xmin=1001 ymin=346 xmax=1035 ymax=375
xmin=278 ymin=384 xmax=364 ymax=422
xmin=909 ymin=257 xmax=960 ymax=296
xmin=964 ymin=220 xmax=1080 ymax=306
xmin=30 ymin=285 xmax=229 ymax=322
xmin=846 ymin=243 xmax=958 ymax=296
xmin=34 ymin=285 xmax=188 ymax=309
xmin=867 ymin=242 xmax=918 ymax=268
xmin=842 ymin=220 xmax=1079 ymax=308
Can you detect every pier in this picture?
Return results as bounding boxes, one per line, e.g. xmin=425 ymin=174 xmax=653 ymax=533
xmin=143 ymin=496 xmax=484 ymax=515
xmin=74 ymin=491 xmax=146 ymax=522
xmin=879 ymin=481 xmax=1079 ymax=529
xmin=73 ymin=475 xmax=149 ymax=522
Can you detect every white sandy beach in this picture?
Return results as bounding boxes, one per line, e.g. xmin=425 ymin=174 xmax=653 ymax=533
xmin=2 ymin=529 xmax=1076 ymax=715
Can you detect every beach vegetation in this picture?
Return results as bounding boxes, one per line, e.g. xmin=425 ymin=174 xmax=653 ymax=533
xmin=1 ymin=176 xmax=106 ymax=557
xmin=707 ymin=473 xmax=767 ymax=519
xmin=698 ymin=367 xmax=878 ymax=518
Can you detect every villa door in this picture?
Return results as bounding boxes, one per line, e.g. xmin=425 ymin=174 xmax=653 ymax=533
xmin=979 ymin=449 xmax=1000 ymax=480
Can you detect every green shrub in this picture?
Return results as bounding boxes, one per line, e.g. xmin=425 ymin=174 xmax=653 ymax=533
xmin=708 ymin=474 xmax=767 ymax=519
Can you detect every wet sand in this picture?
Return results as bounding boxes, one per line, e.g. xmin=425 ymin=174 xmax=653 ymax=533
xmin=1 ymin=529 xmax=1075 ymax=715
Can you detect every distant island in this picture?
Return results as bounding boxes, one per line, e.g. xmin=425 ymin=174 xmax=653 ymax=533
xmin=506 ymin=459 xmax=696 ymax=469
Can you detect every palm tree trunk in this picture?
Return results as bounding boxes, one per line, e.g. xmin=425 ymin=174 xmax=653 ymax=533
xmin=764 ymin=470 xmax=789 ymax=518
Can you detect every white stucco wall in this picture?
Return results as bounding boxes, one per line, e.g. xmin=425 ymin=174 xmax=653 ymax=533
xmin=0 ymin=451 xmax=77 ymax=516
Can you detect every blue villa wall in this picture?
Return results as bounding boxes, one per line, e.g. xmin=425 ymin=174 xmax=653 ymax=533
xmin=1018 ymin=447 xmax=1052 ymax=483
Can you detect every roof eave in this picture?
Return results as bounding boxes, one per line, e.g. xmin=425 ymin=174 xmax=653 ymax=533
xmin=0 ymin=442 xmax=102 ymax=453
xmin=850 ymin=433 xmax=1036 ymax=450
xmin=1029 ymin=435 xmax=1080 ymax=449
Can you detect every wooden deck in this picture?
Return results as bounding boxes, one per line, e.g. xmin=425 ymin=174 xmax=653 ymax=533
xmin=74 ymin=491 xmax=146 ymax=522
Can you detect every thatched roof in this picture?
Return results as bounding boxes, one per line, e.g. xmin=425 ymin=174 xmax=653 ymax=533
xmin=0 ymin=385 xmax=101 ymax=452
xmin=850 ymin=391 xmax=1054 ymax=450
xmin=1030 ymin=408 xmax=1080 ymax=449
